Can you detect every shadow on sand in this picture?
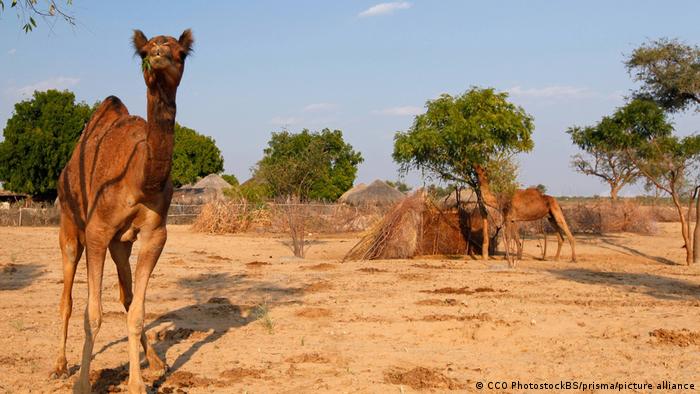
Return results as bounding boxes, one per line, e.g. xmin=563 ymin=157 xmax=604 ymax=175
xmin=88 ymin=272 xmax=303 ymax=392
xmin=598 ymin=237 xmax=678 ymax=266
xmin=0 ymin=263 xmax=44 ymax=291
xmin=548 ymin=267 xmax=700 ymax=301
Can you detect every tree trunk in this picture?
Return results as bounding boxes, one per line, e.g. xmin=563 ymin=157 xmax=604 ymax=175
xmin=482 ymin=217 xmax=489 ymax=260
xmin=694 ymin=192 xmax=700 ymax=264
xmin=670 ymin=192 xmax=692 ymax=265
xmin=609 ymin=184 xmax=620 ymax=201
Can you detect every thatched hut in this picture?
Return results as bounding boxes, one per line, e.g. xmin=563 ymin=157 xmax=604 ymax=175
xmin=173 ymin=174 xmax=232 ymax=204
xmin=343 ymin=190 xmax=501 ymax=261
xmin=338 ymin=180 xmax=405 ymax=207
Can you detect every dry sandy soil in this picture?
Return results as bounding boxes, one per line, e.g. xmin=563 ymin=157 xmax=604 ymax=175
xmin=1 ymin=223 xmax=699 ymax=393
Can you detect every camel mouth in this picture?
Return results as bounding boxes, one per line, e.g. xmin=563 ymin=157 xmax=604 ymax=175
xmin=148 ymin=55 xmax=171 ymax=70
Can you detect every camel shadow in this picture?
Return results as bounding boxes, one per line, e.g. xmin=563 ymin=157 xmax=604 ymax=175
xmin=90 ymin=273 xmax=303 ymax=392
xmin=548 ymin=267 xmax=700 ymax=301
xmin=0 ymin=263 xmax=44 ymax=290
xmin=599 ymin=237 xmax=678 ymax=266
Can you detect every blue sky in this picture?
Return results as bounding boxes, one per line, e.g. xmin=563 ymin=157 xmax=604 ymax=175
xmin=1 ymin=1 xmax=699 ymax=196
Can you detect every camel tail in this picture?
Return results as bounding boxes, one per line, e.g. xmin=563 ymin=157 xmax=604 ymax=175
xmin=545 ymin=196 xmax=577 ymax=262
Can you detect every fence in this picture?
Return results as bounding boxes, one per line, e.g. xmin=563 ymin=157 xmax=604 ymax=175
xmin=0 ymin=203 xmax=205 ymax=227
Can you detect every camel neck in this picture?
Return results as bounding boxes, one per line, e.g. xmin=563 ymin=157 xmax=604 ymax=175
xmin=144 ymin=82 xmax=177 ymax=191
xmin=475 ymin=166 xmax=499 ymax=208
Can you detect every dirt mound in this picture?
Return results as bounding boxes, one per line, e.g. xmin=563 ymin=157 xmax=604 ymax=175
xmin=89 ymin=367 xmax=128 ymax=392
xmin=384 ymin=367 xmax=464 ymax=390
xmin=415 ymin=298 xmax=460 ymax=306
xmin=649 ymin=329 xmax=700 ymax=347
xmin=156 ymin=327 xmax=209 ymax=342
xmin=358 ymin=267 xmax=388 ymax=273
xmin=295 ymin=307 xmax=332 ymax=318
xmin=421 ymin=286 xmax=473 ymax=295
xmin=417 ymin=313 xmax=492 ymax=322
xmin=165 ymin=371 xmax=216 ymax=388
xmin=246 ymin=261 xmax=270 ymax=268
xmin=219 ymin=367 xmax=265 ymax=381
xmin=303 ymin=263 xmax=337 ymax=271
xmin=285 ymin=353 xmax=330 ymax=364
xmin=304 ymin=281 xmax=334 ymax=293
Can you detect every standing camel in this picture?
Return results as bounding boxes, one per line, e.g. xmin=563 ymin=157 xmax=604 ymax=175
xmin=50 ymin=29 xmax=193 ymax=394
xmin=475 ymin=166 xmax=576 ymax=262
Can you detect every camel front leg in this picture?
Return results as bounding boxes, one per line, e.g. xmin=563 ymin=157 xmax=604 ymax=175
xmin=127 ymin=227 xmax=167 ymax=394
xmin=73 ymin=233 xmax=108 ymax=393
xmin=51 ymin=224 xmax=83 ymax=379
xmin=110 ymin=240 xmax=166 ymax=375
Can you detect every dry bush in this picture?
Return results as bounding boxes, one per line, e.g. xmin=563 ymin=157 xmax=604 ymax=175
xmin=521 ymin=200 xmax=655 ymax=235
xmin=191 ymin=200 xmax=261 ymax=234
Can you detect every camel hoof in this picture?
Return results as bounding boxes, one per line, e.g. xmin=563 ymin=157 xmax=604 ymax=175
xmin=147 ymin=353 xmax=167 ymax=376
xmin=49 ymin=360 xmax=68 ymax=380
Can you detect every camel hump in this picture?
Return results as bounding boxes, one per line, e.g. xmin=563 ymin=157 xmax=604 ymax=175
xmin=97 ymin=96 xmax=129 ymax=117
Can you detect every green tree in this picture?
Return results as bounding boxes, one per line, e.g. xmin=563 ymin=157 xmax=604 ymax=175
xmin=0 ymin=90 xmax=93 ymax=199
xmin=393 ymin=87 xmax=534 ymax=258
xmin=567 ymin=120 xmax=640 ymax=201
xmin=171 ymin=123 xmax=225 ymax=187
xmin=221 ymin=174 xmax=239 ymax=186
xmin=253 ymin=128 xmax=363 ymax=201
xmin=385 ymin=180 xmax=412 ymax=193
xmin=626 ymin=38 xmax=700 ymax=113
xmin=0 ymin=0 xmax=75 ymax=33
xmin=602 ymin=99 xmax=700 ymax=265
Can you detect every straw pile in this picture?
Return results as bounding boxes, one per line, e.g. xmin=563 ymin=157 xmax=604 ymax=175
xmin=343 ymin=190 xmax=500 ymax=260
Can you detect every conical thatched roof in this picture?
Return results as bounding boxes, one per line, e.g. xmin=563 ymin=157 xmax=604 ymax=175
xmin=174 ymin=174 xmax=232 ymax=204
xmin=338 ymin=180 xmax=404 ymax=207
xmin=192 ymin=174 xmax=232 ymax=190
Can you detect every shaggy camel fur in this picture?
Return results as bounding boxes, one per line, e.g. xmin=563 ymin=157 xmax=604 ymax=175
xmin=475 ymin=166 xmax=576 ymax=262
xmin=50 ymin=29 xmax=193 ymax=394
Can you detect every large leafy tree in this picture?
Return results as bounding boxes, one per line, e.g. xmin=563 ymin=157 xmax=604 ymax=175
xmin=567 ymin=120 xmax=640 ymax=200
xmin=393 ymin=87 xmax=534 ymax=258
xmin=601 ymin=99 xmax=700 ymax=265
xmin=171 ymin=123 xmax=225 ymax=187
xmin=253 ymin=128 xmax=363 ymax=201
xmin=0 ymin=90 xmax=93 ymax=199
xmin=626 ymin=38 xmax=700 ymax=113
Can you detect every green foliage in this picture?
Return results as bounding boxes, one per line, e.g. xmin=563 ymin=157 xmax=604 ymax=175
xmin=385 ymin=180 xmax=412 ymax=193
xmin=221 ymin=174 xmax=239 ymax=186
xmin=626 ymin=38 xmax=700 ymax=113
xmin=0 ymin=0 xmax=75 ymax=33
xmin=253 ymin=128 xmax=363 ymax=201
xmin=393 ymin=87 xmax=534 ymax=202
xmin=0 ymin=90 xmax=93 ymax=198
xmin=599 ymin=99 xmax=697 ymax=196
xmin=426 ymin=183 xmax=456 ymax=199
xmin=484 ymin=153 xmax=520 ymax=199
xmin=171 ymin=123 xmax=225 ymax=187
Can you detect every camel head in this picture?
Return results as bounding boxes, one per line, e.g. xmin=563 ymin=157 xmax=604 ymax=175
xmin=132 ymin=29 xmax=194 ymax=90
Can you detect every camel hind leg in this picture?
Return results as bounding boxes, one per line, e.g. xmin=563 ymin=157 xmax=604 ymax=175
xmin=50 ymin=216 xmax=84 ymax=379
xmin=109 ymin=240 xmax=165 ymax=374
xmin=547 ymin=197 xmax=577 ymax=262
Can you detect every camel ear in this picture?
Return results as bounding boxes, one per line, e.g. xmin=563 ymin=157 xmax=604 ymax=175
xmin=132 ymin=29 xmax=149 ymax=57
xmin=178 ymin=29 xmax=194 ymax=57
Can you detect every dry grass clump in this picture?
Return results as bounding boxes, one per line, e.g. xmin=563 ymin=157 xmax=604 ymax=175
xmin=522 ymin=200 xmax=655 ymax=235
xmin=191 ymin=200 xmax=261 ymax=234
xmin=343 ymin=191 xmax=485 ymax=261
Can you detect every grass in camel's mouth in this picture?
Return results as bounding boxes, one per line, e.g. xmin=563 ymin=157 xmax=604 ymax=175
xmin=141 ymin=56 xmax=152 ymax=73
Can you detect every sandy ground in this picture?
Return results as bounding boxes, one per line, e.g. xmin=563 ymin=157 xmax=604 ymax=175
xmin=1 ymin=223 xmax=699 ymax=393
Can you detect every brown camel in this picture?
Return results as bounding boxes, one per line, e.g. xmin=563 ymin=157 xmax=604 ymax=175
xmin=50 ymin=29 xmax=193 ymax=393
xmin=475 ymin=166 xmax=576 ymax=262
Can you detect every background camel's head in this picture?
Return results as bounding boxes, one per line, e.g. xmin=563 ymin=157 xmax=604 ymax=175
xmin=132 ymin=29 xmax=193 ymax=89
